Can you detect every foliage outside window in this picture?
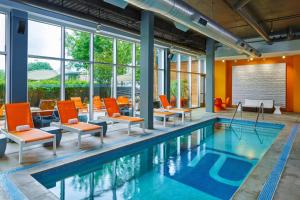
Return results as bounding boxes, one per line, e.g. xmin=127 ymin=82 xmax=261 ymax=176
xmin=27 ymin=20 xmax=62 ymax=106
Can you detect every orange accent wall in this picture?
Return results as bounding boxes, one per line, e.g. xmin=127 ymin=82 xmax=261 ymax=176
xmin=293 ymin=56 xmax=300 ymax=112
xmin=214 ymin=61 xmax=227 ymax=101
xmin=214 ymin=55 xmax=300 ymax=112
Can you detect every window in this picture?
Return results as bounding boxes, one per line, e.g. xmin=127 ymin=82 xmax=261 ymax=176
xmin=117 ymin=40 xmax=133 ymax=103
xmin=170 ymin=53 xmax=203 ymax=109
xmin=170 ymin=54 xmax=178 ymax=107
xmin=135 ymin=44 xmax=141 ymax=112
xmin=191 ymin=57 xmax=200 ymax=108
xmin=28 ymin=20 xmax=61 ymax=58
xmin=154 ymin=48 xmax=164 ymax=101
xmin=180 ymin=54 xmax=189 ymax=108
xmin=28 ymin=58 xmax=61 ymax=106
xmin=0 ymin=13 xmax=6 ymax=128
xmin=94 ymin=35 xmax=113 ymax=99
xmin=0 ymin=13 xmax=5 ymax=52
xmin=27 ymin=20 xmax=62 ymax=106
xmin=64 ymin=28 xmax=90 ymax=106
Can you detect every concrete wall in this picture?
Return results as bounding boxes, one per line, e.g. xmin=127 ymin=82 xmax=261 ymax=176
xmin=214 ymin=55 xmax=300 ymax=112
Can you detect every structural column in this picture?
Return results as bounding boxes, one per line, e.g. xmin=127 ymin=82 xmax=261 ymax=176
xmin=140 ymin=11 xmax=154 ymax=129
xmin=9 ymin=9 xmax=28 ymax=103
xmin=205 ymin=38 xmax=215 ymax=112
xmin=164 ymin=49 xmax=171 ymax=101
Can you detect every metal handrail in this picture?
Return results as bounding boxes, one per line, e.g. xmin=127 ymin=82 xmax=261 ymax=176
xmin=228 ymin=101 xmax=242 ymax=128
xmin=254 ymin=102 xmax=264 ymax=129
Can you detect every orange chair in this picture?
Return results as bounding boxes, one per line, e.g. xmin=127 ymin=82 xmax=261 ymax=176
xmin=2 ymin=102 xmax=56 ymax=163
xmin=159 ymin=95 xmax=192 ymax=123
xmin=214 ymin=98 xmax=223 ymax=112
xmin=93 ymin=96 xmax=106 ymax=111
xmin=103 ymin=98 xmax=144 ymax=135
xmin=38 ymin=99 xmax=56 ymax=117
xmin=117 ymin=96 xmax=131 ymax=108
xmin=70 ymin=97 xmax=88 ymax=113
xmin=222 ymin=97 xmax=231 ymax=109
xmin=56 ymin=100 xmax=103 ymax=147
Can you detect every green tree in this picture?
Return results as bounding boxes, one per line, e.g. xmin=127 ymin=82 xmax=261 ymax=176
xmin=65 ymin=31 xmax=136 ymax=84
xmin=28 ymin=62 xmax=53 ymax=71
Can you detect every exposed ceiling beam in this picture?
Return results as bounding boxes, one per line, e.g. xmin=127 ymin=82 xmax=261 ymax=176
xmin=234 ymin=0 xmax=252 ymax=10
xmin=224 ymin=0 xmax=272 ymax=44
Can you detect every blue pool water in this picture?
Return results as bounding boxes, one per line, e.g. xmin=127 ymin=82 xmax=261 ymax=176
xmin=33 ymin=119 xmax=283 ymax=200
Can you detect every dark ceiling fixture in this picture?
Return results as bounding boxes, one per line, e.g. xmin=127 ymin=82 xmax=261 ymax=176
xmin=224 ymin=0 xmax=272 ymax=44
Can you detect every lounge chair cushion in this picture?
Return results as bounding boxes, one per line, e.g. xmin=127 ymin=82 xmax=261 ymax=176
xmin=16 ymin=125 xmax=30 ymax=132
xmin=112 ymin=116 xmax=144 ymax=122
xmin=64 ymin=122 xmax=101 ymax=132
xmin=170 ymin=108 xmax=191 ymax=113
xmin=10 ymin=129 xmax=54 ymax=143
xmin=154 ymin=111 xmax=175 ymax=117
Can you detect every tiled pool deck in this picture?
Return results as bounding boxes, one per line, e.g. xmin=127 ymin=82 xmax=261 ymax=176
xmin=0 ymin=108 xmax=299 ymax=199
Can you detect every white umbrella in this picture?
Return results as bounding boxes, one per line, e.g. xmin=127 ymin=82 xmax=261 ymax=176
xmin=28 ymin=70 xmax=58 ymax=80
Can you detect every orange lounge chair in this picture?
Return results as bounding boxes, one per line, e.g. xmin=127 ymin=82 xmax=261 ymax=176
xmin=93 ymin=96 xmax=106 ymax=113
xmin=159 ymin=95 xmax=192 ymax=123
xmin=1 ymin=103 xmax=56 ymax=163
xmin=153 ymin=109 xmax=176 ymax=127
xmin=103 ymin=98 xmax=145 ymax=135
xmin=70 ymin=97 xmax=88 ymax=113
xmin=117 ymin=96 xmax=131 ymax=108
xmin=55 ymin=100 xmax=103 ymax=147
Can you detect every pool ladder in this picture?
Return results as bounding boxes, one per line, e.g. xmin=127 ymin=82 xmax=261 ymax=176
xmin=254 ymin=103 xmax=264 ymax=129
xmin=228 ymin=101 xmax=242 ymax=128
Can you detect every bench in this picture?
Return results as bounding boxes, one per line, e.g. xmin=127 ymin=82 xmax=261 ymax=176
xmin=242 ymin=99 xmax=275 ymax=113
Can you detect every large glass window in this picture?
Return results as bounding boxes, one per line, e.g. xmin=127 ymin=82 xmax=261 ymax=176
xmin=191 ymin=57 xmax=199 ymax=108
xmin=154 ymin=48 xmax=164 ymax=102
xmin=0 ymin=13 xmax=5 ymax=52
xmin=94 ymin=35 xmax=113 ymax=99
xmin=116 ymin=40 xmax=133 ymax=101
xmin=180 ymin=55 xmax=189 ymax=108
xmin=0 ymin=13 xmax=5 ymax=128
xmin=135 ymin=44 xmax=141 ymax=113
xmin=28 ymin=20 xmax=61 ymax=58
xmin=64 ymin=28 xmax=90 ymax=106
xmin=170 ymin=54 xmax=178 ymax=107
xmin=28 ymin=58 xmax=61 ymax=106
xmin=27 ymin=20 xmax=62 ymax=106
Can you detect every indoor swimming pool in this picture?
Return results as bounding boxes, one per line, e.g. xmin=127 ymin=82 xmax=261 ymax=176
xmin=33 ymin=118 xmax=284 ymax=200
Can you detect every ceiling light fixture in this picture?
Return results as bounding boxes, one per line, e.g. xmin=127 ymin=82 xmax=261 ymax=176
xmin=96 ymin=24 xmax=102 ymax=33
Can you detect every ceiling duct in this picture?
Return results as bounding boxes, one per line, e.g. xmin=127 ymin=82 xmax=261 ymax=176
xmin=125 ymin=0 xmax=261 ymax=57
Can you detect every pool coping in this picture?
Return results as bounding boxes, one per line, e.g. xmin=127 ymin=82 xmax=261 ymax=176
xmin=0 ymin=115 xmax=290 ymax=200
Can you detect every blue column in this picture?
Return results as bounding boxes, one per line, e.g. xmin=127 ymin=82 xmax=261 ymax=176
xmin=9 ymin=10 xmax=28 ymax=103
xmin=205 ymin=38 xmax=215 ymax=112
xmin=140 ymin=11 xmax=154 ymax=129
xmin=164 ymin=49 xmax=171 ymax=101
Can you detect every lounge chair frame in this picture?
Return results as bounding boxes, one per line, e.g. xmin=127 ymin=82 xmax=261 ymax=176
xmin=1 ymin=129 xmax=56 ymax=163
xmin=52 ymin=122 xmax=103 ymax=147
xmin=100 ymin=116 xmax=145 ymax=135
xmin=54 ymin=100 xmax=103 ymax=148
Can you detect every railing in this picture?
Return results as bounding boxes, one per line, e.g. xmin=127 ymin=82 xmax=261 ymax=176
xmin=254 ymin=102 xmax=264 ymax=129
xmin=228 ymin=101 xmax=242 ymax=128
